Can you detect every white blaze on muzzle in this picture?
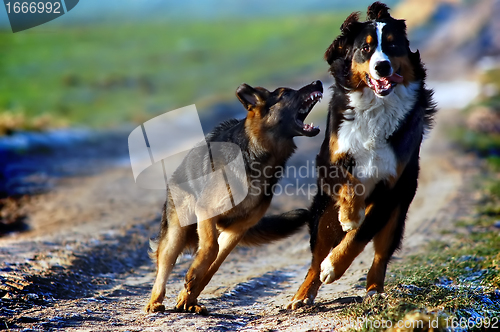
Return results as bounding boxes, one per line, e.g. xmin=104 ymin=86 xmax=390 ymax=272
xmin=369 ymin=22 xmax=393 ymax=80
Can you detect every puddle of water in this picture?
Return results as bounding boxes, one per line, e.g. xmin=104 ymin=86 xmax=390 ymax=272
xmin=0 ymin=128 xmax=131 ymax=197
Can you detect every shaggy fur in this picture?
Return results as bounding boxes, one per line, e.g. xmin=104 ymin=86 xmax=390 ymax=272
xmin=287 ymin=2 xmax=437 ymax=310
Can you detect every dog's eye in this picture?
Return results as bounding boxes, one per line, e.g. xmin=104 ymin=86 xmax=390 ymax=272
xmin=280 ymin=90 xmax=291 ymax=98
xmin=362 ymin=45 xmax=370 ymax=53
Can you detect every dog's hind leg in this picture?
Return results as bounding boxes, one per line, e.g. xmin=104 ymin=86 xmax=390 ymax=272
xmin=320 ymin=155 xmax=419 ymax=287
xmin=175 ymin=217 xmax=219 ymax=315
xmin=145 ymin=219 xmax=188 ymax=313
xmin=319 ymin=225 xmax=371 ymax=285
xmin=287 ymin=204 xmax=344 ymax=310
xmin=319 ymin=202 xmax=390 ymax=285
xmin=177 ymin=228 xmax=246 ymax=315
xmin=198 ymin=229 xmax=245 ymax=292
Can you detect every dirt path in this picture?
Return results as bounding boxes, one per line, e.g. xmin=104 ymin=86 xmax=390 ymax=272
xmin=0 ymin=78 xmax=480 ymax=331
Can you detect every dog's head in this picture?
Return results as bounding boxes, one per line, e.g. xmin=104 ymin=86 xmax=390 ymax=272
xmin=325 ymin=2 xmax=424 ymax=97
xmin=236 ymin=80 xmax=322 ymax=139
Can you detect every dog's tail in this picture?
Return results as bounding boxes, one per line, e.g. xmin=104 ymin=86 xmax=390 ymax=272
xmin=148 ymin=201 xmax=168 ymax=264
xmin=240 ymin=208 xmax=309 ymax=246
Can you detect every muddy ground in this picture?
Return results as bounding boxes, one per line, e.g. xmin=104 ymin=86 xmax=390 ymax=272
xmin=1 ymin=3 xmax=493 ymax=328
xmin=0 ymin=74 xmax=482 ymax=331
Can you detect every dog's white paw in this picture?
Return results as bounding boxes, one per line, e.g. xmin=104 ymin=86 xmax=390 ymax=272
xmin=320 ymin=258 xmax=336 ymax=284
xmin=339 ymin=209 xmax=365 ymax=232
xmin=340 ymin=221 xmax=359 ymax=232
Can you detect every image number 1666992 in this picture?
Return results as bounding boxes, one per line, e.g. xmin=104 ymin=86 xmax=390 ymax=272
xmin=3 ymin=0 xmax=79 ymax=32
xmin=5 ymin=1 xmax=62 ymax=14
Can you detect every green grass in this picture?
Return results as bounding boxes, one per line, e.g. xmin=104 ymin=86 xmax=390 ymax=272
xmin=453 ymin=68 xmax=500 ymax=167
xmin=486 ymin=155 xmax=500 ymax=172
xmin=483 ymin=68 xmax=500 ymax=91
xmin=341 ymin=225 xmax=500 ymax=331
xmin=0 ymin=13 xmax=346 ymax=132
xmin=451 ymin=127 xmax=500 ymax=156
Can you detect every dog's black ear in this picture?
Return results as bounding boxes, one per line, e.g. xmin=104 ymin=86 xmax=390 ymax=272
xmin=325 ymin=12 xmax=362 ymax=64
xmin=325 ymin=36 xmax=347 ymax=65
xmin=340 ymin=11 xmax=361 ymax=33
xmin=394 ymin=18 xmax=408 ymax=34
xmin=367 ymin=2 xmax=391 ymax=20
xmin=236 ymin=84 xmax=264 ymax=111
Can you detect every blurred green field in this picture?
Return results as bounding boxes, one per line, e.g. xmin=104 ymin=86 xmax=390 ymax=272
xmin=452 ymin=68 xmax=500 ymax=161
xmin=0 ymin=13 xmax=347 ymax=133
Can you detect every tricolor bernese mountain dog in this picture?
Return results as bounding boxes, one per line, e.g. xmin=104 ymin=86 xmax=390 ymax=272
xmin=288 ymin=2 xmax=437 ymax=309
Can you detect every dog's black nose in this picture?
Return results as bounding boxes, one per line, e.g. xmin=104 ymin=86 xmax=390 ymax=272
xmin=311 ymin=80 xmax=323 ymax=91
xmin=374 ymin=61 xmax=392 ymax=77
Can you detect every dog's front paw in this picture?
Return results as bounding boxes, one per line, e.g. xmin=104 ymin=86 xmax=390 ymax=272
xmin=175 ymin=303 xmax=208 ymax=315
xmin=175 ymin=290 xmax=208 ymax=315
xmin=338 ymin=205 xmax=365 ymax=232
xmin=144 ymin=302 xmax=165 ymax=313
xmin=320 ymin=258 xmax=336 ymax=284
xmin=286 ymin=297 xmax=314 ymax=310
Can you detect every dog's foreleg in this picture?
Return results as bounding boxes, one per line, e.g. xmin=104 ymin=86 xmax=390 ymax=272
xmin=336 ymin=182 xmax=366 ymax=232
xmin=318 ymin=160 xmax=366 ymax=232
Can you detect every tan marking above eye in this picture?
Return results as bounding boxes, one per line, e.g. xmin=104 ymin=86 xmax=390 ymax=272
xmin=366 ymin=35 xmax=373 ymax=44
xmin=387 ymin=34 xmax=394 ymax=42
xmin=277 ymin=89 xmax=289 ymax=99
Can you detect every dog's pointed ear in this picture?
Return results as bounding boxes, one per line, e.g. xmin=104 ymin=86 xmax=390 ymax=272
xmin=325 ymin=12 xmax=362 ymax=64
xmin=367 ymin=2 xmax=391 ymax=20
xmin=325 ymin=36 xmax=347 ymax=65
xmin=236 ymin=84 xmax=264 ymax=111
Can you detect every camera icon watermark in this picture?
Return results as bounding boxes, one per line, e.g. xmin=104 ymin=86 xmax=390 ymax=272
xmin=3 ymin=0 xmax=79 ymax=32
xmin=128 ymin=105 xmax=249 ymax=227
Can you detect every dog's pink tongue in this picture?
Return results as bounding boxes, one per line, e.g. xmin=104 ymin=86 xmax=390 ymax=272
xmin=388 ymin=73 xmax=404 ymax=83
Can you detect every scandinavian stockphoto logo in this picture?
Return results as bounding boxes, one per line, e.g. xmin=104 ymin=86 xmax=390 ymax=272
xmin=3 ymin=0 xmax=79 ymax=32
xmin=128 ymin=105 xmax=249 ymax=227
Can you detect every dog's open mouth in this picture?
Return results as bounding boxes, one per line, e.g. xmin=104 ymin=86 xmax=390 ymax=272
xmin=366 ymin=71 xmax=404 ymax=96
xmin=296 ymin=90 xmax=322 ymax=137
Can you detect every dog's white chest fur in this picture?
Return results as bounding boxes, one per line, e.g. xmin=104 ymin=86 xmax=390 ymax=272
xmin=336 ymin=82 xmax=419 ymax=194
